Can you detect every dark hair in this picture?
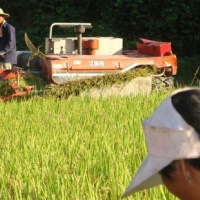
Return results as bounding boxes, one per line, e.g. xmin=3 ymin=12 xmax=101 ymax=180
xmin=160 ymin=88 xmax=200 ymax=179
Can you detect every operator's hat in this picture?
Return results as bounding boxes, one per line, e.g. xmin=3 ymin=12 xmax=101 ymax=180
xmin=122 ymin=88 xmax=200 ymax=198
xmin=0 ymin=8 xmax=10 ymax=19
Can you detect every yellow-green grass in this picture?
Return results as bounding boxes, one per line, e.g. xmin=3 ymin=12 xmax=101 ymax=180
xmin=0 ymin=90 xmax=178 ymax=199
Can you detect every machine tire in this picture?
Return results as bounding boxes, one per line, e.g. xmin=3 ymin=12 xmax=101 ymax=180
xmin=17 ymin=51 xmax=42 ymax=71
xmin=152 ymin=76 xmax=174 ymax=91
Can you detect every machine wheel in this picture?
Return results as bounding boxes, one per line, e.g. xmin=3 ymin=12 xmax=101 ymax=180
xmin=152 ymin=76 xmax=174 ymax=91
xmin=17 ymin=51 xmax=42 ymax=71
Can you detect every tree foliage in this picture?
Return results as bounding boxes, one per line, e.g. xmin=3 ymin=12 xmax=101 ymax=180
xmin=2 ymin=0 xmax=200 ymax=56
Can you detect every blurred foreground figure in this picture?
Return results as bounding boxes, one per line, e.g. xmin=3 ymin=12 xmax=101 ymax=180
xmin=122 ymin=88 xmax=200 ymax=200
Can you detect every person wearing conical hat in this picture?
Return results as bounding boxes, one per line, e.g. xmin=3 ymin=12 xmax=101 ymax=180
xmin=122 ymin=87 xmax=200 ymax=200
xmin=0 ymin=8 xmax=17 ymax=69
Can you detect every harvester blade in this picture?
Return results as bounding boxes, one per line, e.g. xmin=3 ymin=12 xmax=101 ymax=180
xmin=24 ymin=33 xmax=46 ymax=58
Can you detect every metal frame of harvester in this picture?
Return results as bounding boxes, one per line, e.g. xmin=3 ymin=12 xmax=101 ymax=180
xmin=0 ymin=22 xmax=178 ymax=101
xmin=25 ymin=22 xmax=177 ymax=85
xmin=0 ymin=67 xmax=34 ymax=101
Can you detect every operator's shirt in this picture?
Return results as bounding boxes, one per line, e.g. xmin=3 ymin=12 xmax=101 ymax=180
xmin=0 ymin=20 xmax=17 ymax=64
xmin=0 ymin=20 xmax=6 ymax=37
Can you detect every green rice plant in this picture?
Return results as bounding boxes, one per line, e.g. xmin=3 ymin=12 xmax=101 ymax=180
xmin=0 ymin=89 xmax=178 ymax=199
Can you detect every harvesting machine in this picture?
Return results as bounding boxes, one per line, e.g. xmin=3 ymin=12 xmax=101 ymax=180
xmin=0 ymin=67 xmax=34 ymax=101
xmin=25 ymin=22 xmax=177 ymax=85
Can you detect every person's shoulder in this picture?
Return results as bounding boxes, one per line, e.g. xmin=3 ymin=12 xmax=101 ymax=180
xmin=3 ymin=21 xmax=15 ymax=30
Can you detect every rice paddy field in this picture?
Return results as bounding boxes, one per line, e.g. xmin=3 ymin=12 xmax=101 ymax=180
xmin=0 ymin=89 xmax=180 ymax=200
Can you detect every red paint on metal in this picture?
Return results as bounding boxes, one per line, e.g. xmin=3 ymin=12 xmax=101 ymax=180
xmin=136 ymin=38 xmax=172 ymax=56
xmin=41 ymin=49 xmax=177 ymax=84
xmin=0 ymin=68 xmax=34 ymax=101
